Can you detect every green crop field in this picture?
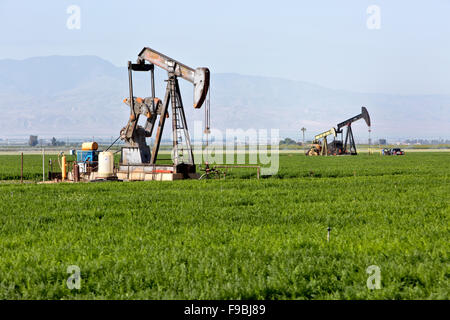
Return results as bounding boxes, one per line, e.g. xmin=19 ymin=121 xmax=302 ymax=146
xmin=0 ymin=153 xmax=448 ymax=299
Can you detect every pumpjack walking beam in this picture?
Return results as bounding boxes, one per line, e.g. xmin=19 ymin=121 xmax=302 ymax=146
xmin=137 ymin=47 xmax=210 ymax=109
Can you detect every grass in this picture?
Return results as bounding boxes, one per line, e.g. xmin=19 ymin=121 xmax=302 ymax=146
xmin=0 ymin=154 xmax=67 ymax=181
xmin=0 ymin=152 xmax=448 ymax=299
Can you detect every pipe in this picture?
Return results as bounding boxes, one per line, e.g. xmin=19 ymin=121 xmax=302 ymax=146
xmin=62 ymin=154 xmax=67 ymax=181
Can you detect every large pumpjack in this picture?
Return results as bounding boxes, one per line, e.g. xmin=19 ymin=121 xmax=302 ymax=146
xmin=117 ymin=47 xmax=210 ymax=180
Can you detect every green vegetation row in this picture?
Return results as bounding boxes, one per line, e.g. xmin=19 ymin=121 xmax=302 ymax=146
xmin=0 ymin=153 xmax=448 ymax=299
xmin=0 ymin=152 xmax=448 ymax=182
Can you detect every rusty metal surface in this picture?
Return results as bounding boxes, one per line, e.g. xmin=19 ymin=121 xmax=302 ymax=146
xmin=150 ymin=82 xmax=171 ymax=164
xmin=193 ymin=67 xmax=210 ymax=109
xmin=137 ymin=47 xmax=210 ymax=109
xmin=138 ymin=47 xmax=196 ymax=82
xmin=118 ymin=172 xmax=184 ymax=181
xmin=123 ymin=97 xmax=163 ymax=116
xmin=119 ymin=47 xmax=209 ymax=171
xmin=120 ymin=61 xmax=164 ymax=160
xmin=118 ymin=164 xmax=175 ymax=173
xmin=72 ymin=163 xmax=80 ymax=182
xmin=124 ymin=61 xmax=137 ymax=139
xmin=116 ymin=165 xmax=184 ymax=181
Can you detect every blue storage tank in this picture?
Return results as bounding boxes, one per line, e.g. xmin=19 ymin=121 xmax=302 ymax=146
xmin=76 ymin=150 xmax=98 ymax=162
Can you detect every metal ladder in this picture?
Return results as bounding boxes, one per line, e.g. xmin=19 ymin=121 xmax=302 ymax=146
xmin=171 ymin=82 xmax=193 ymax=165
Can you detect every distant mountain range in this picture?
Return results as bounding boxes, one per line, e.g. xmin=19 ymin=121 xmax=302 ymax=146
xmin=0 ymin=55 xmax=449 ymax=141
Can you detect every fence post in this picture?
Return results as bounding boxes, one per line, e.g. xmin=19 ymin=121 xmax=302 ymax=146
xmin=42 ymin=148 xmax=45 ymax=182
xmin=21 ymin=152 xmax=23 ymax=183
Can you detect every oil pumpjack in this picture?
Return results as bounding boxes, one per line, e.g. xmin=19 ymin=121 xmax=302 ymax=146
xmin=334 ymin=106 xmax=371 ymax=155
xmin=306 ymin=107 xmax=371 ymax=156
xmin=306 ymin=128 xmax=337 ymax=156
xmin=117 ymin=47 xmax=210 ymax=181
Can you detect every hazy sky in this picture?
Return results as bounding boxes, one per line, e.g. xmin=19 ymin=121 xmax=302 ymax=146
xmin=1 ymin=0 xmax=450 ymax=95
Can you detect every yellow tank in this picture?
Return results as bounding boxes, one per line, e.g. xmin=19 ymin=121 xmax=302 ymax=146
xmin=61 ymin=155 xmax=67 ymax=181
xmin=98 ymin=151 xmax=114 ymax=178
xmin=81 ymin=142 xmax=98 ymax=151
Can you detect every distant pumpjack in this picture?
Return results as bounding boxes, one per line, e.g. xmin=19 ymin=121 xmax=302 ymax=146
xmin=335 ymin=107 xmax=371 ymax=155
xmin=306 ymin=107 xmax=371 ymax=156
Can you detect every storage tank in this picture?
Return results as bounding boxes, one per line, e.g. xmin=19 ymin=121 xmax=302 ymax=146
xmin=98 ymin=151 xmax=114 ymax=178
xmin=81 ymin=142 xmax=98 ymax=151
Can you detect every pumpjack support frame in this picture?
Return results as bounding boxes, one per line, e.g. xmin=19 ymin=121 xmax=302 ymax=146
xmin=118 ymin=47 xmax=210 ymax=179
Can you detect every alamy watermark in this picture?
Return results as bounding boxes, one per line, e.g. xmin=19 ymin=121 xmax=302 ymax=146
xmin=66 ymin=265 xmax=81 ymax=290
xmin=366 ymin=265 xmax=381 ymax=289
xmin=191 ymin=121 xmax=279 ymax=176
xmin=66 ymin=5 xmax=81 ymax=30
xmin=366 ymin=5 xmax=381 ymax=30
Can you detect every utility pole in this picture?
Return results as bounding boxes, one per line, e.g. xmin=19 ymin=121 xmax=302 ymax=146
xmin=301 ymin=127 xmax=306 ymax=150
